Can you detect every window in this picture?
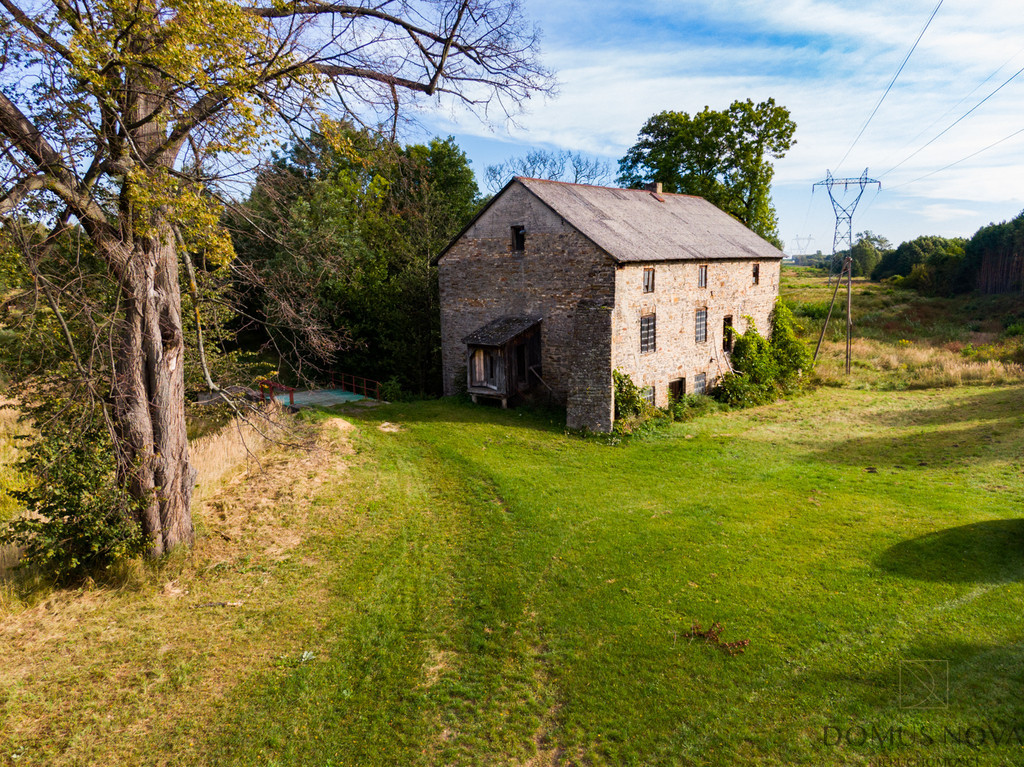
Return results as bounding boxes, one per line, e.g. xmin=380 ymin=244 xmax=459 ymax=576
xmin=695 ymin=308 xmax=707 ymax=343
xmin=694 ymin=372 xmax=707 ymax=395
xmin=723 ymin=315 xmax=733 ymax=352
xmin=669 ymin=378 xmax=686 ymax=401
xmin=752 ymin=263 xmax=760 ymax=285
xmin=698 ymin=264 xmax=708 ymax=288
xmin=511 ymin=225 xmax=525 ymax=251
xmin=640 ymin=314 xmax=656 ymax=353
xmin=643 ymin=267 xmax=655 ymax=293
xmin=642 ymin=386 xmax=655 ymax=406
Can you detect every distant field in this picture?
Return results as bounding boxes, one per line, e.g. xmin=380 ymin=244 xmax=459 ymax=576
xmin=782 ymin=267 xmax=1024 ymax=389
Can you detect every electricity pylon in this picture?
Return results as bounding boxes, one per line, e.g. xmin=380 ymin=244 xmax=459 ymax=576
xmin=789 ymin=235 xmax=814 ymax=256
xmin=811 ymin=169 xmax=881 ymax=374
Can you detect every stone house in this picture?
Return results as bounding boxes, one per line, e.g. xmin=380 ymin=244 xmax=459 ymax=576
xmin=435 ymin=177 xmax=784 ymax=432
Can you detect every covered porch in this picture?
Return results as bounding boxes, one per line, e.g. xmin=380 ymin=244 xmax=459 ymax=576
xmin=462 ymin=316 xmax=542 ymax=408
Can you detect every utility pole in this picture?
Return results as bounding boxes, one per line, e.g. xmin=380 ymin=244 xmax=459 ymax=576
xmin=811 ymin=169 xmax=881 ymax=374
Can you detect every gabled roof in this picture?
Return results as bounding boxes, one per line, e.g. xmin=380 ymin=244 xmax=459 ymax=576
xmin=517 ymin=178 xmax=784 ymax=263
xmin=434 ymin=177 xmax=785 ymax=265
xmin=462 ymin=315 xmax=541 ymax=346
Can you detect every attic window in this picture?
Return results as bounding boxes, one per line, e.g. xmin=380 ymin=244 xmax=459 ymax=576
xmin=698 ymin=264 xmax=708 ymax=288
xmin=753 ymin=263 xmax=760 ymax=285
xmin=511 ymin=225 xmax=526 ymax=251
xmin=643 ymin=267 xmax=655 ymax=293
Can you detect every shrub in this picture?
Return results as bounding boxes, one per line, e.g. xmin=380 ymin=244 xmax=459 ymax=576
xmin=667 ymin=393 xmax=719 ymax=422
xmin=770 ymin=301 xmax=812 ymax=390
xmin=613 ymin=369 xmax=647 ymax=418
xmin=379 ymin=376 xmax=406 ymax=402
xmin=1003 ymin=321 xmax=1024 ymax=338
xmin=1 ymin=401 xmax=148 ymax=584
xmin=711 ymin=372 xmax=775 ymax=407
xmin=612 ymin=370 xmax=668 ymax=436
xmin=730 ymin=323 xmax=778 ymax=388
xmin=712 ymin=302 xmax=812 ymax=407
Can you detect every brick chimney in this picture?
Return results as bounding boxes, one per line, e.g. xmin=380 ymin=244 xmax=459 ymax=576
xmin=645 ymin=182 xmax=663 ymax=194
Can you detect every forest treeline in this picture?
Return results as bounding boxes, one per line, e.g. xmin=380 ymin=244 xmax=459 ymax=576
xmin=791 ymin=209 xmax=1024 ymax=296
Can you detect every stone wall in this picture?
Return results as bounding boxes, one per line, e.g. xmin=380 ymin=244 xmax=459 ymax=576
xmin=611 ymin=258 xmax=781 ymax=406
xmin=566 ymin=299 xmax=614 ymax=432
xmin=438 ymin=184 xmax=616 ymax=409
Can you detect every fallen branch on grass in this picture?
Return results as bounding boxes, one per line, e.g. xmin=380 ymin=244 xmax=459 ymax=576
xmin=682 ymin=622 xmax=750 ymax=656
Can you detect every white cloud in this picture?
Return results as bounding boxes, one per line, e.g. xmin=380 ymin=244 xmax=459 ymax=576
xmin=421 ymin=0 xmax=1024 ymax=245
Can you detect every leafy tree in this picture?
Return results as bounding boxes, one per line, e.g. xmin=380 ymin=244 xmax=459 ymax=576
xmin=845 ymin=231 xmax=891 ymax=278
xmin=485 ymin=149 xmax=612 ymax=194
xmin=618 ymin=99 xmax=796 ymax=245
xmin=0 ymin=0 xmax=552 ymax=557
xmin=871 ymin=235 xmax=967 ymax=295
xmin=962 ymin=211 xmax=1024 ymax=294
xmin=231 ymin=126 xmax=481 ymax=394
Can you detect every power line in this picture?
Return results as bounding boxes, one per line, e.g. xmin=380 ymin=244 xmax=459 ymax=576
xmin=879 ymin=62 xmax=1024 ymax=178
xmin=886 ymin=45 xmax=1024 ymax=161
xmin=836 ymin=0 xmax=944 ymax=172
xmin=886 ymin=125 xmax=1024 ymax=191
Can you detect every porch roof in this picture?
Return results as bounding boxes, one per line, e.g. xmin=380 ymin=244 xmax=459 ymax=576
xmin=462 ymin=315 xmax=541 ymax=347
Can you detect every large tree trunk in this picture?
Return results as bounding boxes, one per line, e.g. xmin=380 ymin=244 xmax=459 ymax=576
xmin=112 ymin=230 xmax=196 ymax=556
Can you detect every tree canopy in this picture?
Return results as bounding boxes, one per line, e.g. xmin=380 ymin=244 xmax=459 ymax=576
xmin=230 ymin=125 xmax=481 ymax=394
xmin=962 ymin=210 xmax=1024 ymax=294
xmin=617 ymin=99 xmax=796 ymax=246
xmin=0 ymin=0 xmax=551 ymax=557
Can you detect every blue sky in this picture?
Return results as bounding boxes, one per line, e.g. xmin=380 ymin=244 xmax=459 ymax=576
xmin=413 ymin=0 xmax=1024 ymax=253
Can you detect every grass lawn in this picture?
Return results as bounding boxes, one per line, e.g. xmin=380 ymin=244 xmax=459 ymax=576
xmin=5 ymin=386 xmax=1021 ymax=766
xmin=1 ymin=270 xmax=1022 ymax=766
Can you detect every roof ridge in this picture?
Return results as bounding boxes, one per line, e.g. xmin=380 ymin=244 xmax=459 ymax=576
xmin=515 ymin=176 xmax=705 ymax=199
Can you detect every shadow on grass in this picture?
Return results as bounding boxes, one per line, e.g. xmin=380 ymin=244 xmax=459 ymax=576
xmin=326 ymin=396 xmax=570 ymax=434
xmin=811 ymin=421 xmax=1019 ymax=469
xmin=874 ymin=387 xmax=1024 ymax=429
xmin=876 ymin=519 xmax=1024 ymax=583
xmin=810 ymin=639 xmax=1024 ymax=721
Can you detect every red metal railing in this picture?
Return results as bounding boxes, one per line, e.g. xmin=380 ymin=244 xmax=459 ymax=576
xmin=257 ymin=379 xmax=295 ymax=406
xmin=330 ymin=372 xmax=382 ymax=400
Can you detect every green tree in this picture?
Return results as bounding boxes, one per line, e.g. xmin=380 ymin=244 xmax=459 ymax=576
xmin=871 ymin=235 xmax=967 ymax=295
xmin=848 ymin=231 xmax=891 ymax=278
xmin=231 ymin=127 xmax=481 ymax=394
xmin=0 ymin=0 xmax=551 ymax=557
xmin=962 ymin=211 xmax=1024 ymax=294
xmin=618 ymin=99 xmax=796 ymax=245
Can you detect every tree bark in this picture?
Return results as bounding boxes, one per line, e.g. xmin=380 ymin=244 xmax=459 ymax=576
xmin=112 ymin=231 xmax=196 ymax=556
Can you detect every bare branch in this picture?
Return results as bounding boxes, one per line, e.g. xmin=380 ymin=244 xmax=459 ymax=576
xmin=0 ymin=0 xmax=74 ymax=60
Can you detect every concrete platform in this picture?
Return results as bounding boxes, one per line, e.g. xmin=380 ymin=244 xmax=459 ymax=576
xmin=275 ymin=389 xmax=366 ymax=408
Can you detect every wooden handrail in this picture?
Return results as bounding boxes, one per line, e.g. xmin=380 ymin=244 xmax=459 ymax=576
xmin=256 ymin=379 xmax=295 ymax=407
xmin=329 ymin=372 xmax=382 ymax=400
